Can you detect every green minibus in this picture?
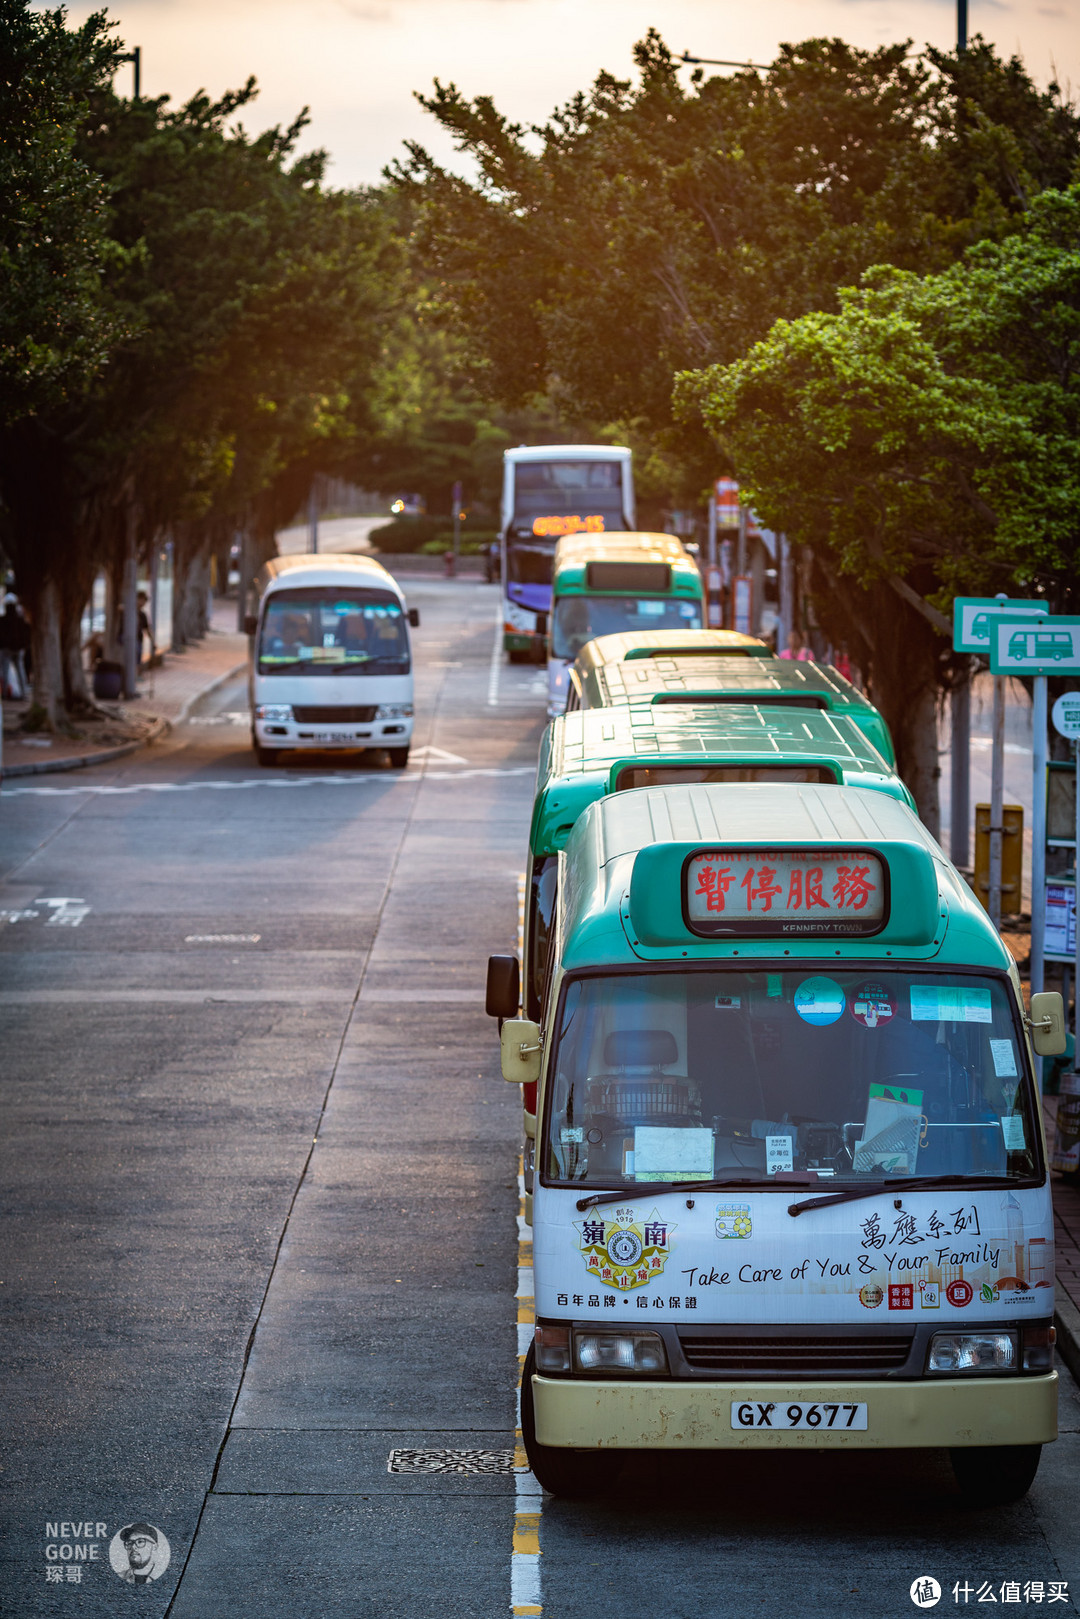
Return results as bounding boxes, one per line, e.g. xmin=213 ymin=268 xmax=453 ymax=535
xmin=523 ymin=702 xmax=915 ymax=1026
xmin=488 ymin=784 xmax=1065 ymax=1503
xmin=568 ymin=652 xmax=896 ymax=767
xmin=547 ymin=533 xmax=705 ymax=717
xmin=571 ymin=627 xmax=772 ymax=686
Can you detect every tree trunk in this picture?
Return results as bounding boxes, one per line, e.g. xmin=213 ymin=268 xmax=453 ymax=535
xmin=27 ymin=578 xmax=65 ymax=732
xmin=808 ymin=560 xmax=943 ymax=834
xmin=173 ymin=528 xmax=212 ymax=647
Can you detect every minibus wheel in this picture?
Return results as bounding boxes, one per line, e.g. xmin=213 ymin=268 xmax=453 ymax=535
xmin=388 ymin=747 xmax=410 ymax=768
xmin=950 ymin=1443 xmax=1042 ymax=1505
xmin=253 ymin=743 xmax=278 ymax=767
xmin=520 ymin=1345 xmax=622 ymax=1498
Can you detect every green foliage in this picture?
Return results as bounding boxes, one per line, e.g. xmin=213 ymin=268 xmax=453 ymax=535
xmin=678 ymin=184 xmax=1080 ymax=606
xmin=0 ymin=1 xmax=130 ymax=419
xmin=396 ymin=30 xmax=1080 ymax=499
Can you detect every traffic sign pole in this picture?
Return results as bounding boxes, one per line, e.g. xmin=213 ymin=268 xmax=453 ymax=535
xmin=950 ymin=676 xmax=971 ymax=869
xmin=989 ymin=675 xmax=1005 ymax=928
xmin=1030 ymin=676 xmax=1048 ymax=1000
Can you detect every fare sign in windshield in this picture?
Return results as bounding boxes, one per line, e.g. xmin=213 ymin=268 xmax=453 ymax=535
xmin=685 ymin=849 xmax=887 ymax=937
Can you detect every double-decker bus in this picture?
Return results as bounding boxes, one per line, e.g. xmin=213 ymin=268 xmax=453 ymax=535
xmin=500 ymin=445 xmax=634 ymax=661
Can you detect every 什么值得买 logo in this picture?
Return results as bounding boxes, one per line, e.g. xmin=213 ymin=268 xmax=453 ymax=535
xmin=575 ymin=1207 xmax=675 ymax=1289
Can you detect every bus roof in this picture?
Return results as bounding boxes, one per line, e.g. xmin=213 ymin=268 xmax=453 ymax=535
xmin=577 ymin=654 xmax=895 ymax=765
xmin=532 ymin=705 xmax=912 ymax=855
xmin=257 ymin=553 xmax=405 ymax=600
xmin=504 ymin=444 xmax=632 ymax=464
xmin=551 ymin=532 xmax=702 ymax=597
xmin=573 ymin=629 xmax=770 ymax=674
xmin=557 ymin=784 xmax=1005 ymax=972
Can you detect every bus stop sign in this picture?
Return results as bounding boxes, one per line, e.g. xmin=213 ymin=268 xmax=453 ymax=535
xmin=991 ymin=616 xmax=1080 ymax=677
xmin=952 ymin=596 xmax=1046 ymax=654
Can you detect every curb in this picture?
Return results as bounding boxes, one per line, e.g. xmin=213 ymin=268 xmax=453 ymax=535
xmin=1054 ymin=1291 xmax=1080 ymax=1385
xmin=2 ymin=659 xmax=247 ymax=779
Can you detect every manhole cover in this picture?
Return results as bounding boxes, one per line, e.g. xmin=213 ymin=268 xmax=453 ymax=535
xmin=387 ymin=1448 xmax=515 ymax=1476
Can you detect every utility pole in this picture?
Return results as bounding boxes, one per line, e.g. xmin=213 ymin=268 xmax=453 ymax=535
xmin=308 ymin=480 xmax=319 ymax=554
xmin=957 ymin=0 xmax=968 ymax=51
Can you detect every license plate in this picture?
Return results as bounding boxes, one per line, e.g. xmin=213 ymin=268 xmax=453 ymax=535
xmin=312 ymin=732 xmax=348 ymax=742
xmin=731 ymin=1399 xmax=868 ymax=1431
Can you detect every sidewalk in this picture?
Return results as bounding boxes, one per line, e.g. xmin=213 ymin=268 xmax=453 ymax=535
xmin=2 ymin=600 xmax=247 ymax=777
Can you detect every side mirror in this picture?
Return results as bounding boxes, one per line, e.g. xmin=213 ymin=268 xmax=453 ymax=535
xmin=244 ymin=615 xmax=258 ymax=636
xmin=501 ymin=1018 xmax=542 ymax=1084
xmin=1030 ymin=991 xmax=1067 ymax=1056
xmin=486 ymin=954 xmax=520 ymax=1019
xmin=408 ymin=607 xmax=420 ymax=628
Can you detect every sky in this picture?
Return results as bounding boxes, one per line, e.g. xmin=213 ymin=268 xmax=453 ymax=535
xmin=60 ymin=0 xmax=1080 ymax=189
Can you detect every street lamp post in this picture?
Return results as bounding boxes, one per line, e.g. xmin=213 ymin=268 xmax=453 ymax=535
xmin=117 ymin=47 xmax=141 ymax=97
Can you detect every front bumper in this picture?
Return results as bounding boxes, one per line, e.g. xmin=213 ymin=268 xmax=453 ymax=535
xmin=531 ymin=1372 xmax=1058 ymax=1450
xmin=254 ymin=718 xmax=413 ymax=749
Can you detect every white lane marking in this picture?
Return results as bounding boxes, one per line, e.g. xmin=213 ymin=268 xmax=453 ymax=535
xmin=185 ymin=934 xmax=261 ymax=943
xmin=488 ymin=599 xmax=503 ymax=708
xmin=0 ymin=897 xmax=90 ymax=927
xmin=409 ymin=744 xmax=469 ymax=764
xmin=2 ymin=766 xmax=534 ymax=798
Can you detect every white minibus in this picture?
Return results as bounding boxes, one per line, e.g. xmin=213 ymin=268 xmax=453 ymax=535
xmin=247 ymin=555 xmax=418 ymax=767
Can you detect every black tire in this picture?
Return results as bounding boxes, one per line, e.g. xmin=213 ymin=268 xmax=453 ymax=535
xmin=520 ymin=1345 xmax=622 ymax=1498
xmin=388 ymin=746 xmax=410 ymax=769
xmin=950 ymin=1444 xmax=1042 ymax=1505
xmin=507 ymin=648 xmax=528 ymax=664
xmin=254 ymin=743 xmax=277 ymax=767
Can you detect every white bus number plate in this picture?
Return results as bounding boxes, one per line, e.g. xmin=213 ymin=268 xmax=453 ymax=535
xmin=732 ymin=1400 xmax=868 ymax=1431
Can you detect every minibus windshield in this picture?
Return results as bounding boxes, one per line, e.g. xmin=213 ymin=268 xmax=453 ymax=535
xmin=544 ymin=970 xmax=1038 ymax=1188
xmin=258 ymin=587 xmax=409 ymax=675
xmin=552 ymin=596 xmax=702 ymax=661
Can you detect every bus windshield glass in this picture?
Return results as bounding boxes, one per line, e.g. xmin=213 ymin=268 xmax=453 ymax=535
xmin=258 ymin=587 xmax=409 ymax=675
xmin=552 ymin=596 xmax=702 ymax=660
xmin=511 ymin=461 xmax=626 ymax=532
xmin=543 ymin=970 xmax=1038 ymax=1188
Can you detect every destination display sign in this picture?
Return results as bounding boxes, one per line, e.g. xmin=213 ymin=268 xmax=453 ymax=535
xmin=532 ymin=514 xmax=606 ymax=537
xmin=685 ymin=848 xmax=887 ymax=937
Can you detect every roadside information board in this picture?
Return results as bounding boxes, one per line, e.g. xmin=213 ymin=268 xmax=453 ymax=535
xmin=1052 ymin=692 xmax=1080 ymax=739
xmin=991 ymin=616 xmax=1080 ymax=678
xmin=1044 ymin=880 xmax=1077 ymax=963
xmin=952 ymin=597 xmax=1046 ymax=655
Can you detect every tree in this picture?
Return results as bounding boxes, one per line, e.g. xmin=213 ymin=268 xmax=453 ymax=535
xmin=677 ymin=184 xmax=1080 ymax=818
xmin=0 ymin=56 xmax=396 ymax=724
xmin=394 ymin=30 xmax=1080 ymax=818
xmin=0 ymin=1 xmax=129 ymax=424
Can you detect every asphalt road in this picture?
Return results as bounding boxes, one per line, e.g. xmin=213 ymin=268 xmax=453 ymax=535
xmin=2 ymin=577 xmax=1079 ymax=1618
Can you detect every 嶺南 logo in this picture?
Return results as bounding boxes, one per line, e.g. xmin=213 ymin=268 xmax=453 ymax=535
xmin=574 ymin=1207 xmax=675 ymax=1290
xmin=715 ymin=1203 xmax=752 ymax=1239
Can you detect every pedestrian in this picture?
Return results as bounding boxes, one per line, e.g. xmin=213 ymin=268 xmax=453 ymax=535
xmin=117 ymin=590 xmax=155 ymax=669
xmin=0 ymin=594 xmax=30 ymax=698
xmin=779 ymin=628 xmax=811 ymax=662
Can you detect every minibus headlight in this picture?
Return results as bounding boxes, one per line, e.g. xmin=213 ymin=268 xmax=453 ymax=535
xmin=375 ymin=704 xmax=414 ymax=720
xmin=534 ymin=1324 xmax=570 ymax=1373
xmin=926 ymin=1331 xmax=1018 ymax=1374
xmin=573 ymin=1329 xmax=668 ymax=1375
xmin=255 ymin=704 xmax=293 ymax=723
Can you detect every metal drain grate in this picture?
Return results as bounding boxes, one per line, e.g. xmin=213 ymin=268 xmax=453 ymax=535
xmin=387 ymin=1448 xmax=515 ymax=1476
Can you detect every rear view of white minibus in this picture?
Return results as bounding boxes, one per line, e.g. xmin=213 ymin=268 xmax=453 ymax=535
xmin=248 ymin=556 xmax=417 ymax=767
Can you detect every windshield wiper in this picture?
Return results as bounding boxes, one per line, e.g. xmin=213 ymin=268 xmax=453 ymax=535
xmin=575 ymin=1175 xmax=818 ymax=1212
xmin=787 ymin=1174 xmax=1019 ymax=1218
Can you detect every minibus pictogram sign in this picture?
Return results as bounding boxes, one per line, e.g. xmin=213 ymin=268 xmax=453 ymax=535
xmin=952 ymin=597 xmax=1046 ymax=655
xmin=990 ymin=616 xmax=1080 ymax=677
